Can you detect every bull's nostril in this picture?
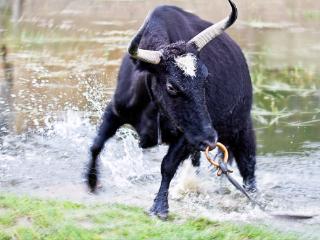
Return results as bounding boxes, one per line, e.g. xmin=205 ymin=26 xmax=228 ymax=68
xmin=213 ymin=135 xmax=218 ymax=144
xmin=211 ymin=132 xmax=218 ymax=144
xmin=202 ymin=140 xmax=216 ymax=150
xmin=205 ymin=132 xmax=218 ymax=146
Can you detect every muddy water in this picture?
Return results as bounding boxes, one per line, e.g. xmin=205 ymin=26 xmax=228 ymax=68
xmin=0 ymin=0 xmax=320 ymax=239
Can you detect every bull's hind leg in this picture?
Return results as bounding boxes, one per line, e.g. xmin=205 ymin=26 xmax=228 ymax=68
xmin=87 ymin=103 xmax=122 ymax=192
xmin=229 ymin=121 xmax=257 ymax=192
xmin=150 ymin=137 xmax=190 ymax=219
xmin=191 ymin=151 xmax=201 ymax=175
xmin=191 ymin=151 xmax=200 ymax=167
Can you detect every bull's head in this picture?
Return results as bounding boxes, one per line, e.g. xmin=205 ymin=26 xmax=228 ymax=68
xmin=128 ymin=0 xmax=237 ymax=151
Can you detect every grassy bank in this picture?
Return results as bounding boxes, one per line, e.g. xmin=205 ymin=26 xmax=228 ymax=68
xmin=0 ymin=194 xmax=299 ymax=240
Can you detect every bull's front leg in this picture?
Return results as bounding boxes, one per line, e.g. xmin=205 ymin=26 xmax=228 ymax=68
xmin=87 ymin=102 xmax=122 ymax=192
xmin=150 ymin=137 xmax=191 ymax=219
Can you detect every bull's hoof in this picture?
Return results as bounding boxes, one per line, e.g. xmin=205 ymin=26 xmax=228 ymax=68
xmin=149 ymin=202 xmax=169 ymax=220
xmin=87 ymin=168 xmax=98 ymax=193
xmin=243 ymin=179 xmax=257 ymax=193
xmin=149 ymin=208 xmax=168 ymax=220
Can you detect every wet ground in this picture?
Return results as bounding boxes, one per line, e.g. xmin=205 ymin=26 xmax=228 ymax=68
xmin=0 ymin=0 xmax=320 ymax=239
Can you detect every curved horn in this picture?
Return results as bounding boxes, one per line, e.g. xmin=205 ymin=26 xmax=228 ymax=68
xmin=188 ymin=0 xmax=238 ymax=51
xmin=128 ymin=13 xmax=162 ymax=64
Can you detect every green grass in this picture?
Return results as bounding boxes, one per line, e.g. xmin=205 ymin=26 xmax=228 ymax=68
xmin=0 ymin=194 xmax=299 ymax=240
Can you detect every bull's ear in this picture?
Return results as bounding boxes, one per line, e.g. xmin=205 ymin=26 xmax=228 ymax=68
xmin=187 ymin=0 xmax=237 ymax=51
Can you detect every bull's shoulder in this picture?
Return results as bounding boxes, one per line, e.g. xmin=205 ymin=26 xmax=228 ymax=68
xmin=113 ymin=55 xmax=151 ymax=116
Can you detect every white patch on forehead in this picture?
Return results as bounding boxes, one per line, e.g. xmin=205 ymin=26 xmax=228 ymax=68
xmin=174 ymin=54 xmax=197 ymax=77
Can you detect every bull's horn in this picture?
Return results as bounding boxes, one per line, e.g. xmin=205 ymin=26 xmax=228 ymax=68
xmin=128 ymin=12 xmax=162 ymax=64
xmin=188 ymin=0 xmax=238 ymax=51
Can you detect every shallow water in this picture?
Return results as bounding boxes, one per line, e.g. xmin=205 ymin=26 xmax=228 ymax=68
xmin=1 ymin=0 xmax=320 ymax=239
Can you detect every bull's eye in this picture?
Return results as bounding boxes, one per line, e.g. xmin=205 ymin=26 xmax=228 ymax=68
xmin=166 ymin=82 xmax=178 ymax=96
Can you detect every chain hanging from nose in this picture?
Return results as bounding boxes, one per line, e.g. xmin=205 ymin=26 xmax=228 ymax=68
xmin=205 ymin=143 xmax=264 ymax=209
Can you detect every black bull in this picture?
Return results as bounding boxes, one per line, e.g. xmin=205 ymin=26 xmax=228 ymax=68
xmin=87 ymin=0 xmax=257 ymax=219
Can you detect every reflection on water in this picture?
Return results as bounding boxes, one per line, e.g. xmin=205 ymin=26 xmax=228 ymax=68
xmin=0 ymin=1 xmax=319 ymax=239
